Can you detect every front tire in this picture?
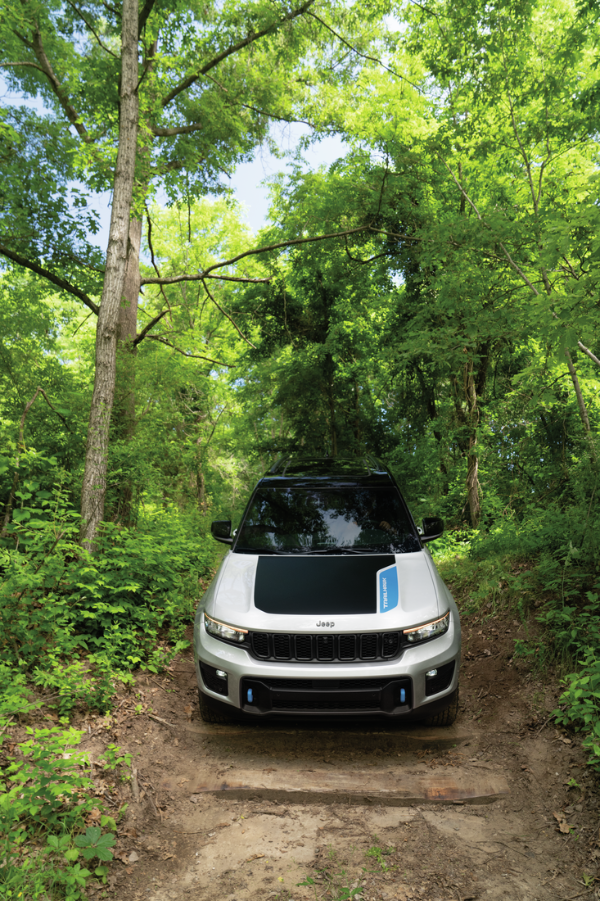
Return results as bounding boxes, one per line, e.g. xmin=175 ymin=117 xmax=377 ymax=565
xmin=421 ymin=687 xmax=459 ymax=727
xmin=198 ymin=689 xmax=231 ymax=724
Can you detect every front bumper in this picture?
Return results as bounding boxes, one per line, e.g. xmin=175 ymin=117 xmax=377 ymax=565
xmin=194 ymin=610 xmax=461 ymax=719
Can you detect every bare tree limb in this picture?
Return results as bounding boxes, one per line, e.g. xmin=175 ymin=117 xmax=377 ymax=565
xmin=202 ymin=225 xmax=373 ymax=277
xmin=306 ymin=11 xmax=422 ymax=93
xmin=161 ymin=0 xmax=315 ymax=108
xmin=0 ymin=241 xmax=99 ymax=314
xmin=239 ymin=102 xmax=314 ymax=127
xmin=133 ymin=310 xmax=169 ymax=347
xmin=144 ymin=202 xmax=174 ymax=319
xmin=0 ymin=60 xmax=45 ymax=73
xmin=150 ymin=121 xmax=204 ymax=137
xmin=133 ymin=310 xmax=168 ymax=346
xmin=145 ymin=334 xmax=232 ymax=367
xmin=204 ymin=273 xmax=271 ymax=284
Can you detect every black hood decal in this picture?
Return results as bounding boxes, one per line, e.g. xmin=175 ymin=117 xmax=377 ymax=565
xmin=254 ymin=555 xmax=396 ymax=615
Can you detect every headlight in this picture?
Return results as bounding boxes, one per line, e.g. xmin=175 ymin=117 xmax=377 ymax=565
xmin=403 ymin=612 xmax=450 ymax=644
xmin=204 ymin=612 xmax=248 ymax=644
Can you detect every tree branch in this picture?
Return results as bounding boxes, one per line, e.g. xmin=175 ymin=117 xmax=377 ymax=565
xmin=240 ymin=102 xmax=314 ymax=127
xmin=0 ymin=241 xmax=99 ymax=314
xmin=140 ymin=226 xmax=370 ymax=287
xmin=29 ymin=25 xmax=90 ymax=141
xmin=139 ymin=0 xmax=157 ymax=33
xmin=63 ymin=0 xmax=118 ymax=58
xmin=145 ymin=334 xmax=232 ymax=366
xmin=150 ymin=121 xmax=204 ymax=137
xmin=161 ymin=0 xmax=315 ymax=108
xmin=201 ymin=278 xmax=256 ymax=348
xmin=142 ymin=271 xmax=271 ymax=285
xmin=201 ymin=225 xmax=371 ymax=277
xmin=133 ymin=309 xmax=168 ymax=346
xmin=204 ymin=273 xmax=271 ymax=284
xmin=0 ymin=60 xmax=45 ymax=73
xmin=306 ymin=11 xmax=422 ymax=93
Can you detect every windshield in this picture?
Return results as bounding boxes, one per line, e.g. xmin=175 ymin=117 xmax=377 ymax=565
xmin=234 ymin=486 xmax=420 ymax=554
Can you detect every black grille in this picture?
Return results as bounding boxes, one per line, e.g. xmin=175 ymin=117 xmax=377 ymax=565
xmin=361 ymin=634 xmax=378 ymax=659
xmin=252 ymin=633 xmax=269 ymax=658
xmin=273 ymin=634 xmax=291 ymax=658
xmin=241 ymin=676 xmax=412 ymax=715
xmin=295 ymin=635 xmax=312 ymax=660
xmin=272 ymin=696 xmax=379 ymax=711
xmin=249 ymin=631 xmax=403 ymax=663
xmin=253 ymin=677 xmax=390 ymax=690
xmin=339 ymin=634 xmax=356 ymax=659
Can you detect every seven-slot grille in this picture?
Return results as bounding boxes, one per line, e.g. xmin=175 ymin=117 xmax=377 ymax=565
xmin=249 ymin=630 xmax=401 ymax=663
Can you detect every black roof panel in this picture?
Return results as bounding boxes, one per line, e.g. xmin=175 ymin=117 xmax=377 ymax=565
xmin=259 ymin=456 xmax=393 ymax=488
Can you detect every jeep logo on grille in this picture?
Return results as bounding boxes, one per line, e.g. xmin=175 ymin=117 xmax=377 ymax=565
xmin=316 ymin=621 xmax=335 ymax=627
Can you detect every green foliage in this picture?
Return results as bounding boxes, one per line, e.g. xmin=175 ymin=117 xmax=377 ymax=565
xmin=74 ymin=826 xmax=115 ymax=862
xmin=0 ymin=478 xmax=215 ymax=691
xmin=98 ymin=743 xmax=132 ymax=778
xmin=0 ymin=724 xmax=114 ymax=900
xmin=365 ymin=844 xmax=395 ymax=871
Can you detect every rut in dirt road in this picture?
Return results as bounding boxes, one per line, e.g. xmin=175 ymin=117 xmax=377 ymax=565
xmin=82 ymin=613 xmax=600 ymax=901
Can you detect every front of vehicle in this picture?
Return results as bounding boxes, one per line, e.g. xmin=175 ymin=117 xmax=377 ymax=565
xmin=194 ymin=459 xmax=461 ymax=723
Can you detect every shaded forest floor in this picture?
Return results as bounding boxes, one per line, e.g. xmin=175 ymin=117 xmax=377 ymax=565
xmin=20 ymin=606 xmax=600 ymax=901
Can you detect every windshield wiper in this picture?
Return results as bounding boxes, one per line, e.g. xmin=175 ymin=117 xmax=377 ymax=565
xmin=235 ymin=546 xmax=288 ymax=555
xmin=290 ymin=546 xmax=374 ymax=555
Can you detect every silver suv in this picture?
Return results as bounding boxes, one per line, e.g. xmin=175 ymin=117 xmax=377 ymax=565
xmin=194 ymin=457 xmax=460 ymax=725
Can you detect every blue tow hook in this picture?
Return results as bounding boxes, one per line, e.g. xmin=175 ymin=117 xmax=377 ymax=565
xmin=400 ymin=688 xmax=406 ymax=703
xmin=247 ymin=688 xmax=254 ymax=703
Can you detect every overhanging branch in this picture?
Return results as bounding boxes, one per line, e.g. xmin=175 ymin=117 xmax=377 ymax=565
xmin=161 ymin=0 xmax=315 ymax=107
xmin=0 ymin=242 xmax=99 ymax=314
xmin=133 ymin=309 xmax=167 ymax=346
xmin=145 ymin=334 xmax=232 ymax=367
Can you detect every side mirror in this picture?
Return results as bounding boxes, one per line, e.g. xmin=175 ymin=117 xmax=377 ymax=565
xmin=211 ymin=520 xmax=233 ymax=544
xmin=421 ymin=516 xmax=444 ymax=544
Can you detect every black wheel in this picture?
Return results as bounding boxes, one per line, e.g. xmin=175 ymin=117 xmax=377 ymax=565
xmin=198 ymin=689 xmax=231 ymax=724
xmin=421 ymin=687 xmax=459 ymax=727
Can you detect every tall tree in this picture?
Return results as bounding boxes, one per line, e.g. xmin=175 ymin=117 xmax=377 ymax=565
xmin=0 ymin=0 xmax=388 ymax=545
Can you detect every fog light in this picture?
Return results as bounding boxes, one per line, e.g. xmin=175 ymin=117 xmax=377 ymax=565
xmin=215 ymin=669 xmax=227 ymax=679
xmin=426 ymin=669 xmax=438 ymax=678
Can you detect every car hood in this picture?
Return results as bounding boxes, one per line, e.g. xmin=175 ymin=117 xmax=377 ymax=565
xmin=202 ymin=551 xmax=444 ymax=632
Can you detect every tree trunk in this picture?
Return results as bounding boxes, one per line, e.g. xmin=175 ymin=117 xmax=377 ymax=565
xmin=79 ymin=0 xmax=139 ymax=550
xmin=464 ymin=359 xmax=480 ymax=528
xmin=111 ymin=217 xmax=142 ymax=524
xmin=115 ymin=217 xmax=142 ymax=441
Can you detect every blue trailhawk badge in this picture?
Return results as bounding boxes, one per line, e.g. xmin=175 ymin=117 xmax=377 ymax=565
xmin=377 ymin=564 xmax=399 ymax=613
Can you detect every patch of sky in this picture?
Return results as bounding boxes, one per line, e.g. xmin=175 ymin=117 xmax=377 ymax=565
xmin=2 ymin=75 xmax=346 ymax=251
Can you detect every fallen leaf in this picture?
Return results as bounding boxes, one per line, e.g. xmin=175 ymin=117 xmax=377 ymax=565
xmin=128 ymin=851 xmax=139 ymax=863
xmin=246 ymin=853 xmax=265 ymax=862
xmin=553 ymin=811 xmax=574 ymax=834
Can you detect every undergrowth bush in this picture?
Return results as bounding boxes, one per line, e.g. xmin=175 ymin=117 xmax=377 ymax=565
xmin=439 ymin=495 xmax=600 ymax=772
xmin=0 ymin=483 xmax=216 ymax=712
xmin=0 ymin=722 xmax=117 ymax=900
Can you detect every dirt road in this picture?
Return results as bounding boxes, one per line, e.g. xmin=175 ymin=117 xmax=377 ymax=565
xmin=82 ymin=609 xmax=600 ymax=901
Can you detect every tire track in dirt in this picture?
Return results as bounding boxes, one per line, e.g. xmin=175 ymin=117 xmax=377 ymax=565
xmin=81 ymin=613 xmax=600 ymax=901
